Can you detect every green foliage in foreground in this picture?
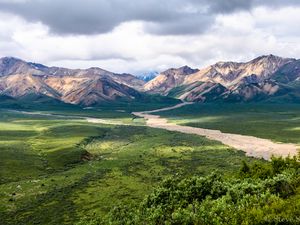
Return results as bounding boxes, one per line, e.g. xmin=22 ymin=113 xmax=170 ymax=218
xmin=0 ymin=110 xmax=256 ymax=225
xmin=1 ymin=106 xmax=299 ymax=225
xmin=80 ymin=157 xmax=300 ymax=225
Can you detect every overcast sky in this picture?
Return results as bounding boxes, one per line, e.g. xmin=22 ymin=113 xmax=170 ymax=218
xmin=0 ymin=0 xmax=299 ymax=74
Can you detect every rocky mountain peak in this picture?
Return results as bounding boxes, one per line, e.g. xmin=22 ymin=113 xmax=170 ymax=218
xmin=161 ymin=65 xmax=199 ymax=76
xmin=249 ymin=54 xmax=294 ymax=67
xmin=214 ymin=61 xmax=239 ymax=67
xmin=0 ymin=56 xmax=25 ymax=64
xmin=137 ymin=71 xmax=159 ymax=82
xmin=0 ymin=56 xmax=24 ymax=68
xmin=0 ymin=57 xmax=39 ymax=76
xmin=144 ymin=66 xmax=199 ymax=94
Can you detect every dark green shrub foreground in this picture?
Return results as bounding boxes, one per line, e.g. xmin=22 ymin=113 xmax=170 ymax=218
xmin=78 ymin=156 xmax=300 ymax=225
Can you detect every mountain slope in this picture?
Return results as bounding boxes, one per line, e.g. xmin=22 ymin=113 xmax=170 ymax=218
xmin=0 ymin=73 xmax=60 ymax=98
xmin=184 ymin=55 xmax=294 ymax=87
xmin=145 ymin=55 xmax=299 ymax=103
xmin=144 ymin=66 xmax=199 ymax=95
xmin=270 ymin=60 xmax=300 ymax=83
xmin=2 ymin=55 xmax=300 ymax=106
xmin=0 ymin=57 xmax=146 ymax=106
xmin=0 ymin=57 xmax=42 ymax=76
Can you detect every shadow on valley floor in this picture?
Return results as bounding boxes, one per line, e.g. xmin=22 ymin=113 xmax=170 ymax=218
xmin=0 ymin=111 xmax=261 ymax=224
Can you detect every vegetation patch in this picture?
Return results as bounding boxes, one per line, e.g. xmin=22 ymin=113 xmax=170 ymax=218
xmin=156 ymin=103 xmax=300 ymax=144
xmin=0 ymin=110 xmax=258 ymax=224
xmin=89 ymin=157 xmax=300 ymax=225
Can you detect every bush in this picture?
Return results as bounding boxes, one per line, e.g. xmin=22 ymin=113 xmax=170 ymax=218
xmin=79 ymin=157 xmax=300 ymax=225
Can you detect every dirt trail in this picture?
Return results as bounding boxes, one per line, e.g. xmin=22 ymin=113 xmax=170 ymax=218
xmin=133 ymin=102 xmax=299 ymax=160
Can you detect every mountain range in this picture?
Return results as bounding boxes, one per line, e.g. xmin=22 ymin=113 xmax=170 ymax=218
xmin=0 ymin=57 xmax=145 ymax=106
xmin=145 ymin=55 xmax=300 ymax=103
xmin=1 ymin=54 xmax=300 ymax=106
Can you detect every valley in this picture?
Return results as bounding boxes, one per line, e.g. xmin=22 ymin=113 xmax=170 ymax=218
xmin=0 ymin=106 xmax=257 ymax=225
xmin=1 ymin=55 xmax=300 ymax=224
xmin=7 ymin=101 xmax=299 ymax=161
xmin=1 ymin=1 xmax=300 ymax=223
xmin=134 ymin=103 xmax=299 ymax=160
xmin=156 ymin=103 xmax=300 ymax=144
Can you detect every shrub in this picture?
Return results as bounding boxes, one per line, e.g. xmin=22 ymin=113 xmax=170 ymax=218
xmin=79 ymin=157 xmax=300 ymax=225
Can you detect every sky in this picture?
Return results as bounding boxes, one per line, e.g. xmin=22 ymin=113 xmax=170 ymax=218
xmin=0 ymin=0 xmax=300 ymax=75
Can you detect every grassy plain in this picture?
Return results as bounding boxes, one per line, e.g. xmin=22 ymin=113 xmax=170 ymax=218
xmin=156 ymin=103 xmax=300 ymax=144
xmin=0 ymin=106 xmax=258 ymax=225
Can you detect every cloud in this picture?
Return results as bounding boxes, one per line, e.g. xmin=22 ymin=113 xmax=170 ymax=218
xmin=0 ymin=0 xmax=193 ymax=35
xmin=0 ymin=2 xmax=300 ymax=74
xmin=205 ymin=0 xmax=252 ymax=13
xmin=1 ymin=0 xmax=300 ymax=36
